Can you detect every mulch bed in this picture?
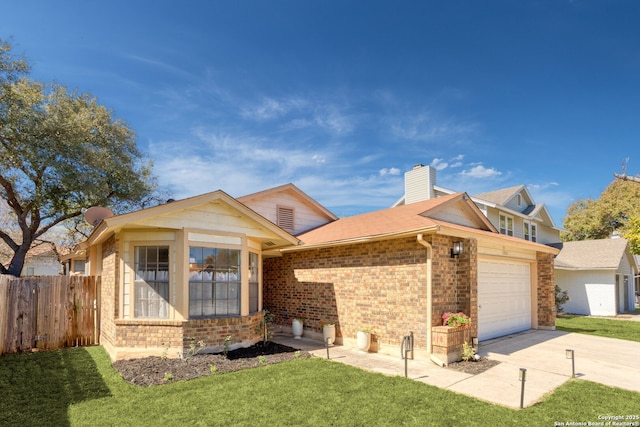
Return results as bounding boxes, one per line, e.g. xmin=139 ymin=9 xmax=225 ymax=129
xmin=446 ymin=357 xmax=500 ymax=375
xmin=112 ymin=341 xmax=311 ymax=387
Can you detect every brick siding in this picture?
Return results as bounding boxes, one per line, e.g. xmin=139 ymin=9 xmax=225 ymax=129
xmin=537 ymin=251 xmax=556 ymax=328
xmin=264 ymin=235 xmax=477 ymax=356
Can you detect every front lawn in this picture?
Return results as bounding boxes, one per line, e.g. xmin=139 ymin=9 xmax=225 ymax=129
xmin=556 ymin=315 xmax=640 ymax=342
xmin=1 ymin=346 xmax=639 ymax=426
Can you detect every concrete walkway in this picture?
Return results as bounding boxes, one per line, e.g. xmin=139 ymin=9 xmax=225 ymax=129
xmin=273 ymin=329 xmax=640 ymax=409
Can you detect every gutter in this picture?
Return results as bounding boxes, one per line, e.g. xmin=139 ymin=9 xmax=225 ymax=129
xmin=417 ymin=233 xmax=445 ymax=366
xmin=281 ymin=226 xmax=441 ymax=253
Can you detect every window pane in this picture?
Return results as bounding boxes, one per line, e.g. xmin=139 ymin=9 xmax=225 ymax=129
xmin=189 ymin=246 xmax=241 ymax=318
xmin=249 ymin=252 xmax=259 ymax=313
xmin=134 ymin=246 xmax=170 ymax=319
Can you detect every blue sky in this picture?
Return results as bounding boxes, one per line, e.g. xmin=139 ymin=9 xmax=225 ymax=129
xmin=2 ymin=1 xmax=638 ymax=224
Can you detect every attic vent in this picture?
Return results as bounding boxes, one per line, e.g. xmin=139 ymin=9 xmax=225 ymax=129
xmin=264 ymin=241 xmax=276 ymax=247
xmin=277 ymin=206 xmax=294 ymax=233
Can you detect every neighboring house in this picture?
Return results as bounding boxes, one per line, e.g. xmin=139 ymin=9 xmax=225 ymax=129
xmin=393 ymin=164 xmax=562 ymax=245
xmin=61 ymin=247 xmax=88 ymax=275
xmin=1 ymin=243 xmax=63 ymax=276
xmin=76 ymin=181 xmax=558 ymax=362
xmin=553 ymin=238 xmax=638 ymax=316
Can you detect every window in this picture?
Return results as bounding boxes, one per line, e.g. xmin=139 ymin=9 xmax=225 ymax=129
xmin=499 ymin=214 xmax=514 ymax=236
xmin=249 ymin=252 xmax=259 ymax=313
xmin=524 ymin=221 xmax=538 ymax=242
xmin=517 ymin=194 xmax=522 ymax=207
xmin=277 ymin=206 xmax=294 ymax=233
xmin=531 ymin=223 xmax=537 ymax=242
xmin=73 ymin=259 xmax=85 ymax=274
xmin=189 ymin=247 xmax=240 ymax=318
xmin=134 ymin=246 xmax=170 ymax=318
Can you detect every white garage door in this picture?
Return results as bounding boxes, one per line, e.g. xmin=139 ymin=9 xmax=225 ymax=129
xmin=478 ymin=259 xmax=531 ymax=341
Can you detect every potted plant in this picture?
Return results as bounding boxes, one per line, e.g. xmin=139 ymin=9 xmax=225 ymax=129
xmin=292 ymin=317 xmax=304 ymax=339
xmin=432 ymin=312 xmax=472 ymax=364
xmin=442 ymin=311 xmax=471 ymax=328
xmin=356 ymin=327 xmax=375 ymax=352
xmin=320 ymin=321 xmax=336 ymax=345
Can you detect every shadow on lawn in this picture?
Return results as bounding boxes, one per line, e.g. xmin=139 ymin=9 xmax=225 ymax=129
xmin=0 ymin=347 xmax=111 ymax=426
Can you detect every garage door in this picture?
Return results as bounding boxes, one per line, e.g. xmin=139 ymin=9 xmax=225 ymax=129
xmin=478 ymin=259 xmax=531 ymax=341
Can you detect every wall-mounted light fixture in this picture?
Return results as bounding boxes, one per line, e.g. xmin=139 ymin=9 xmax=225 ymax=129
xmin=451 ymin=241 xmax=464 ymax=258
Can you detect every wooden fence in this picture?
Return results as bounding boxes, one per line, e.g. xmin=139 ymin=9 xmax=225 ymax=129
xmin=0 ymin=275 xmax=100 ymax=355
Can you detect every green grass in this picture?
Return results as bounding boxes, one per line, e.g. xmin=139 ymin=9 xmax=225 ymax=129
xmin=556 ymin=314 xmax=640 ymax=342
xmin=1 ymin=346 xmax=639 ymax=426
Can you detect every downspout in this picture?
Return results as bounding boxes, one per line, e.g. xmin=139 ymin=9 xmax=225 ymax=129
xmin=416 ymin=234 xmax=445 ymax=366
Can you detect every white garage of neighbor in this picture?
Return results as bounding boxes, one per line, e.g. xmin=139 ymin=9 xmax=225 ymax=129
xmin=553 ymin=238 xmax=638 ymax=316
xmin=478 ymin=258 xmax=532 ymax=341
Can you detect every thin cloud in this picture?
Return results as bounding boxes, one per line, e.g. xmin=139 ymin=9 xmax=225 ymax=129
xmin=379 ymin=167 xmax=401 ymax=176
xmin=460 ymin=165 xmax=502 ymax=178
xmin=390 ymin=113 xmax=477 ymax=142
xmin=430 ymin=158 xmax=448 ymax=170
xmin=240 ymin=96 xmax=307 ymax=121
xmin=449 ymin=154 xmax=464 ymax=168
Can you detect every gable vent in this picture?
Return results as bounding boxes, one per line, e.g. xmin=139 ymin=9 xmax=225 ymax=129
xmin=277 ymin=206 xmax=294 ymax=233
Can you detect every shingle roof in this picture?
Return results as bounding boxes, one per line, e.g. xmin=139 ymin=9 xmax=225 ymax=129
xmin=552 ymin=238 xmax=630 ymax=269
xmin=298 ymin=192 xmax=484 ymax=246
xmin=473 ymin=185 xmax=524 ymax=205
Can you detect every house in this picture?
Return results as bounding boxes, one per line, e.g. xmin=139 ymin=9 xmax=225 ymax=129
xmin=264 ymin=191 xmax=559 ymax=363
xmin=1 ymin=242 xmax=63 ymax=276
xmin=79 ymin=185 xmax=335 ymax=360
xmin=393 ymin=164 xmax=563 ymax=244
xmin=553 ymin=238 xmax=638 ymax=316
xmin=61 ymin=247 xmax=88 ymax=275
xmin=77 ymin=180 xmax=558 ymax=363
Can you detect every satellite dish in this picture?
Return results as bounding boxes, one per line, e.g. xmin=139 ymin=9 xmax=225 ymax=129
xmin=84 ymin=206 xmax=115 ymax=226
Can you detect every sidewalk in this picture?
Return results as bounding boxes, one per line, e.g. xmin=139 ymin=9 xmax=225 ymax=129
xmin=272 ymin=329 xmax=640 ymax=409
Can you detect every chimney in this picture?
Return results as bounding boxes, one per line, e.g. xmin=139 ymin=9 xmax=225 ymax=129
xmin=405 ymin=164 xmax=436 ymax=204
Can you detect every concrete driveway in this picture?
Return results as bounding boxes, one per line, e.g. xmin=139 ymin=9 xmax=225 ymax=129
xmin=465 ymin=329 xmax=640 ymax=406
xmin=275 ymin=329 xmax=640 ymax=408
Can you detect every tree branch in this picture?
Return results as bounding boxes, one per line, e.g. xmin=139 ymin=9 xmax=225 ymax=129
xmin=614 ymin=173 xmax=640 ymax=184
xmin=33 ymin=210 xmax=83 ymax=239
xmin=0 ymin=229 xmax=19 ymax=251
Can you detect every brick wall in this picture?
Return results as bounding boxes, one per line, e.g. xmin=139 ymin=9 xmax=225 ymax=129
xmin=537 ymin=251 xmax=556 ymax=328
xmin=99 ymin=233 xmax=117 ymax=351
xmin=109 ymin=313 xmax=264 ymax=359
xmin=429 ymin=236 xmax=478 ymax=339
xmin=264 ymin=235 xmax=476 ymax=355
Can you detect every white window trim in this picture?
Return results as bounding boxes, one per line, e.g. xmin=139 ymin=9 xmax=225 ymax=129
xmin=499 ymin=213 xmax=514 ymax=236
xmin=523 ymin=220 xmax=538 ymax=242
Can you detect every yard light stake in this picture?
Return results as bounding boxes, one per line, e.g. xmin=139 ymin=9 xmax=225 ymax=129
xmin=519 ymin=368 xmax=527 ymax=409
xmin=326 ymin=337 xmax=331 ymax=359
xmin=565 ymin=349 xmax=575 ymax=378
